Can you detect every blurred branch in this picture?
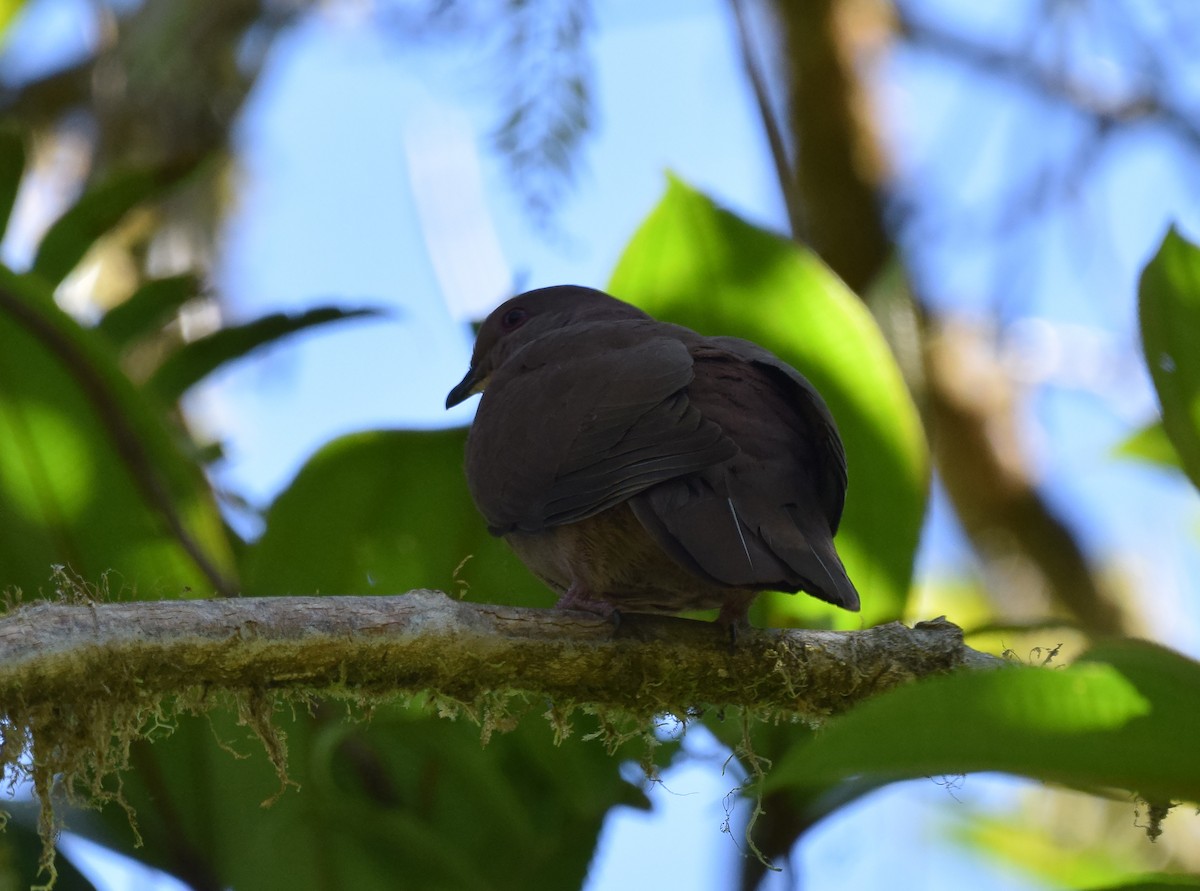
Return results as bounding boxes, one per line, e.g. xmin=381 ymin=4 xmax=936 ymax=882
xmin=0 ymin=591 xmax=999 ymax=720
xmin=897 ymin=6 xmax=1200 ymax=148
xmin=757 ymin=1 xmax=1131 ymax=635
xmin=924 ymin=320 xmax=1126 ymax=635
xmin=768 ymin=0 xmax=892 ymax=292
xmin=729 ymin=0 xmax=806 ymax=240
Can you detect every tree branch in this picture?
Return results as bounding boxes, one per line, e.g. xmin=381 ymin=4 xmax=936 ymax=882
xmin=0 ymin=591 xmax=999 ymax=720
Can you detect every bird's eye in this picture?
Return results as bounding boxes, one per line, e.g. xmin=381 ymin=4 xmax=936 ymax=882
xmin=501 ymin=307 xmax=528 ymax=331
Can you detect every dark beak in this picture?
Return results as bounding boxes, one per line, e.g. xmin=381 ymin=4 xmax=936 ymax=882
xmin=446 ymin=366 xmax=480 ymax=408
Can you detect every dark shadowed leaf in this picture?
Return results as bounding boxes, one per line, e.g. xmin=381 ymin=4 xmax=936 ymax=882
xmin=0 ymin=266 xmax=235 ymax=597
xmin=65 ymin=701 xmax=655 ymax=891
xmin=608 ymin=176 xmax=928 ymax=626
xmin=31 ymin=162 xmax=197 ymax=287
xmin=0 ymin=808 xmax=98 ymax=891
xmin=147 ymin=307 xmax=381 ymax=403
xmin=0 ymin=123 xmax=25 ymax=241
xmin=1139 ymin=228 xmax=1200 ymax=493
xmin=97 ymin=273 xmax=201 ymax=350
xmin=768 ymin=640 xmax=1200 ymax=805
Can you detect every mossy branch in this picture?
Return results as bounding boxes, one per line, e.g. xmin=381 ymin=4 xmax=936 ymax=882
xmin=1 ymin=590 xmax=999 ymax=719
xmin=0 ymin=588 xmax=1001 ymax=886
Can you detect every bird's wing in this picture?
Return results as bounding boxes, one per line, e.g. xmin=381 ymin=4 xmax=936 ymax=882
xmin=466 ymin=323 xmax=736 ymax=533
xmin=704 ymin=336 xmax=848 ymax=531
xmin=628 ymin=339 xmax=859 ymax=610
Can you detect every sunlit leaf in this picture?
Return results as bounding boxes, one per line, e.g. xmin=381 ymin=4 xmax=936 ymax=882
xmin=147 ymin=307 xmax=381 ymax=403
xmin=97 ymin=273 xmax=201 ymax=350
xmin=768 ymin=640 xmax=1200 ymax=805
xmin=0 ymin=0 xmax=28 ymax=39
xmin=1139 ymin=228 xmax=1200 ymax=493
xmin=0 ymin=266 xmax=235 ymax=597
xmin=951 ymin=814 xmax=1146 ymax=890
xmin=31 ymin=162 xmax=196 ymax=287
xmin=242 ymin=428 xmax=547 ymax=606
xmin=1112 ymin=421 xmax=1182 ymax=470
xmin=609 ymin=176 xmax=928 ymax=626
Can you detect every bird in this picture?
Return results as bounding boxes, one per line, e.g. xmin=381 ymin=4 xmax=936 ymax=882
xmin=445 ymin=285 xmax=859 ymax=630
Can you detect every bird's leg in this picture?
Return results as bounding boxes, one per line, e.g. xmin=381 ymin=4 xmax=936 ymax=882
xmin=554 ymin=584 xmax=616 ymax=619
xmin=715 ymin=591 xmax=755 ymax=647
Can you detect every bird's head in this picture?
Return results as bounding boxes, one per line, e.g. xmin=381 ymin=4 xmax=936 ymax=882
xmin=445 ymin=285 xmax=648 ymax=408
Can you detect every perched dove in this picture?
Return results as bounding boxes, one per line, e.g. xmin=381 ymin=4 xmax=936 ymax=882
xmin=446 ymin=285 xmax=859 ymax=628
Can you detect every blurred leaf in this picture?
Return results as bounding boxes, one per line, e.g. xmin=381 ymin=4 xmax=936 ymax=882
xmin=242 ymin=428 xmax=546 ymax=606
xmin=609 ymin=176 xmax=928 ymax=626
xmin=66 ymin=699 xmax=655 ymax=891
xmin=1139 ymin=228 xmax=1200 ymax=493
xmin=1113 ymin=421 xmax=1181 ymax=470
xmin=0 ymin=123 xmax=25 ymax=241
xmin=768 ymin=640 xmax=1200 ymax=805
xmin=97 ymin=273 xmax=200 ymax=350
xmin=0 ymin=0 xmax=27 ymax=39
xmin=1083 ymin=879 xmax=1200 ymax=890
xmin=951 ymin=813 xmax=1145 ymax=890
xmin=0 ymin=266 xmax=235 ymax=596
xmin=0 ymin=804 xmax=99 ymax=891
xmin=31 ymin=162 xmax=196 ymax=287
xmin=147 ymin=306 xmax=380 ymax=403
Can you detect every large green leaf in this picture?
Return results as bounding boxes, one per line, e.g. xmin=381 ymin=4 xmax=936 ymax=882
xmin=31 ymin=162 xmax=196 ymax=287
xmin=147 ymin=306 xmax=382 ymax=404
xmin=0 ymin=266 xmax=235 ymax=597
xmin=609 ymin=176 xmax=928 ymax=626
xmin=66 ymin=701 xmax=654 ymax=891
xmin=0 ymin=123 xmax=25 ymax=241
xmin=242 ymin=428 xmax=547 ymax=606
xmin=768 ymin=640 xmax=1200 ymax=805
xmin=1139 ymin=228 xmax=1200 ymax=493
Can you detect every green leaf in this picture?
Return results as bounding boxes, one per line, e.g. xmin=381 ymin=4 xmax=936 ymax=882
xmin=0 ymin=803 xmax=99 ymax=891
xmin=1084 ymin=879 xmax=1200 ymax=891
xmin=951 ymin=813 xmax=1152 ymax=890
xmin=242 ymin=428 xmax=547 ymax=606
xmin=0 ymin=123 xmax=25 ymax=241
xmin=608 ymin=176 xmax=929 ymax=626
xmin=147 ymin=306 xmax=381 ymax=403
xmin=0 ymin=265 xmax=236 ymax=597
xmin=31 ymin=162 xmax=196 ymax=287
xmin=0 ymin=0 xmax=29 ymax=40
xmin=768 ymin=640 xmax=1200 ymax=805
xmin=97 ymin=273 xmax=201 ymax=350
xmin=1113 ymin=421 xmax=1182 ymax=470
xmin=1139 ymin=228 xmax=1200 ymax=492
xmin=67 ymin=701 xmax=655 ymax=891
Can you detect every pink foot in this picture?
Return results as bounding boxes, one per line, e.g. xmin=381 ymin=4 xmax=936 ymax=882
xmin=554 ymin=585 xmax=616 ymax=618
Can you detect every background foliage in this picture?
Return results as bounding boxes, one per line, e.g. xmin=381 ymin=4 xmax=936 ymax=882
xmin=2 ymin=2 xmax=1200 ymax=889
